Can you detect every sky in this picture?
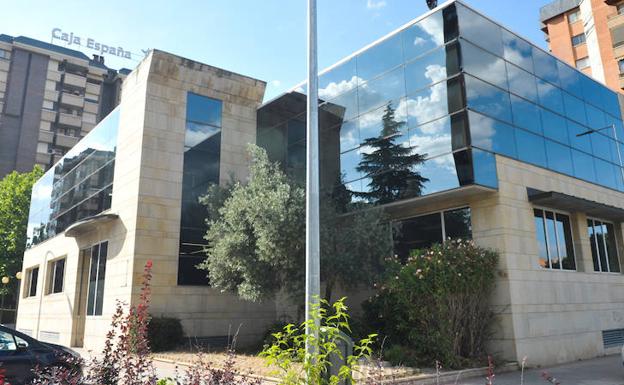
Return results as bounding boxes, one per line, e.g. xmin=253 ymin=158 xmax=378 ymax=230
xmin=2 ymin=0 xmax=552 ymax=102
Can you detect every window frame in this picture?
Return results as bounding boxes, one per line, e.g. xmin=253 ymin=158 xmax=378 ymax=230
xmin=568 ymin=9 xmax=581 ymax=24
xmin=24 ymin=266 xmax=40 ymax=298
xmin=571 ymin=33 xmax=586 ymax=47
xmin=46 ymin=257 xmax=66 ymax=295
xmin=587 ymin=217 xmax=621 ymax=273
xmin=576 ymin=57 xmax=590 ymax=70
xmin=533 ymin=206 xmax=577 ymax=271
xmin=85 ymin=240 xmax=109 ymax=316
xmin=619 ymin=59 xmax=624 ymax=75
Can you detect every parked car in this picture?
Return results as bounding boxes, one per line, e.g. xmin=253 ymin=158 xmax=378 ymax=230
xmin=621 ymin=344 xmax=624 ymax=366
xmin=0 ymin=325 xmax=81 ymax=384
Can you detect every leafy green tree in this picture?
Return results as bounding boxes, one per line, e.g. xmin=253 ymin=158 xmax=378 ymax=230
xmin=0 ymin=166 xmax=43 ymax=296
xmin=199 ymin=145 xmax=391 ymax=304
xmin=355 ymin=103 xmax=429 ymax=204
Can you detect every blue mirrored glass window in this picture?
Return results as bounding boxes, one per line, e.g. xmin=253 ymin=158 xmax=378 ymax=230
xmin=562 ymin=92 xmax=587 ymax=126
xmin=537 ymin=79 xmax=564 ymax=115
xmin=557 ymin=61 xmax=583 ymax=98
xmin=405 ymin=82 xmax=452 ymax=129
xmin=358 ymin=66 xmax=405 ymax=115
xmin=359 ymin=100 xmax=407 ymax=142
xmin=541 ymin=109 xmax=568 ymax=144
xmin=567 ymin=120 xmax=593 ymax=153
xmin=502 ymin=29 xmax=534 ymax=73
xmin=510 ymin=95 xmax=542 ymax=134
xmin=472 ymin=148 xmax=498 ymax=188
xmin=461 ymin=40 xmax=508 ymax=90
xmin=545 ymin=139 xmax=573 ymax=175
xmin=516 ymin=128 xmax=547 ymax=168
xmin=572 ymin=149 xmax=596 ymax=183
xmin=322 ymin=87 xmax=359 ymax=121
xmin=594 ymin=158 xmax=619 ymax=190
xmin=469 ymin=111 xmax=517 ymax=158
xmin=405 ymin=46 xmax=449 ymax=94
xmin=465 ymin=75 xmax=512 ymax=123
xmin=507 ymin=63 xmax=538 ymax=103
xmin=356 ymin=33 xmax=403 ymax=83
xmin=402 ymin=10 xmax=445 ymax=61
xmin=409 ymin=115 xmax=452 ymax=158
xmin=457 ymin=4 xmax=503 ymax=56
xmin=319 ymin=57 xmax=357 ymax=99
xmin=533 ymin=48 xmax=559 ymax=86
xmin=585 ymin=104 xmax=606 ymax=130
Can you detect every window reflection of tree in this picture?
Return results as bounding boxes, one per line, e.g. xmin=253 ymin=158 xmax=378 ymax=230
xmin=354 ymin=102 xmax=429 ymax=204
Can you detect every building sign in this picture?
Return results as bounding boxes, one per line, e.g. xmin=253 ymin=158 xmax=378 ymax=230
xmin=51 ymin=28 xmax=133 ymax=60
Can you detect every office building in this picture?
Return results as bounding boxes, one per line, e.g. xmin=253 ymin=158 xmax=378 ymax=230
xmin=0 ymin=34 xmax=127 ymax=177
xmin=540 ymin=0 xmax=624 ymax=92
xmin=16 ymin=0 xmax=624 ymax=365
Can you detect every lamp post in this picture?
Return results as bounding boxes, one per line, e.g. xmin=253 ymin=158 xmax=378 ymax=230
xmin=0 ymin=276 xmax=8 ymax=324
xmin=426 ymin=0 xmax=438 ymax=9
xmin=576 ymin=124 xmax=624 ymax=182
xmin=34 ymin=251 xmax=53 ymax=338
xmin=306 ymin=0 xmax=321 ymax=370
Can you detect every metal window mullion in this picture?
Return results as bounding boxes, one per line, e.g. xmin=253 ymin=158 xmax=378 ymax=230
xmin=600 ymin=221 xmax=612 ymax=273
xmin=542 ymin=210 xmax=553 ymax=269
xmin=93 ymin=247 xmax=101 ymax=315
xmin=592 ymin=220 xmax=604 ymax=272
xmin=441 ymin=211 xmax=447 ymax=242
xmin=553 ymin=213 xmax=563 ymax=270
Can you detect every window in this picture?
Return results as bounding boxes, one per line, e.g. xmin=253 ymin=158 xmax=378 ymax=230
xmin=0 ymin=49 xmax=7 ymax=59
xmin=25 ymin=267 xmax=39 ymax=297
xmin=568 ymin=10 xmax=581 ymax=23
xmin=0 ymin=331 xmax=16 ymax=352
xmin=618 ymin=3 xmax=624 ymax=15
xmin=587 ymin=219 xmax=621 ymax=273
xmin=619 ymin=59 xmax=624 ymax=74
xmin=571 ymin=33 xmax=586 ymax=46
xmin=86 ymin=242 xmax=108 ymax=316
xmin=47 ymin=258 xmax=65 ymax=294
xmin=533 ymin=209 xmax=576 ymax=270
xmin=576 ymin=57 xmax=590 ymax=70
xmin=393 ymin=207 xmax=472 ymax=260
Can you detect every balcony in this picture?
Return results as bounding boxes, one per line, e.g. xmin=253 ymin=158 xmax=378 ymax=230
xmin=63 ymin=73 xmax=86 ymax=89
xmin=40 ymin=109 xmax=57 ymax=122
xmin=86 ymin=82 xmax=100 ymax=96
xmin=55 ymin=134 xmax=80 ymax=149
xmin=607 ymin=12 xmax=624 ymax=28
xmin=58 ymin=112 xmax=82 ymax=128
xmin=60 ymin=92 xmax=84 ymax=108
xmin=38 ymin=130 xmax=54 ymax=144
xmin=84 ymin=100 xmax=99 ymax=114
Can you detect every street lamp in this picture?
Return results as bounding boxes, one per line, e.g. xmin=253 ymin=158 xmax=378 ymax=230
xmin=426 ymin=0 xmax=438 ymax=10
xmin=577 ymin=124 xmax=624 ymax=182
xmin=0 ymin=276 xmax=8 ymax=324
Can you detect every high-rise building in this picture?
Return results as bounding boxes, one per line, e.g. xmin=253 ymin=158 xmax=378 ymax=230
xmin=540 ymin=0 xmax=624 ymax=93
xmin=0 ymin=34 xmax=128 ymax=177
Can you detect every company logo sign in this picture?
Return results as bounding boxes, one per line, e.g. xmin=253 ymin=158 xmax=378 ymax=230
xmin=51 ymin=28 xmax=133 ymax=60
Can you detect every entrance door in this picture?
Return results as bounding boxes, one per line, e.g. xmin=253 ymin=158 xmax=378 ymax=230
xmin=71 ymin=249 xmax=90 ymax=347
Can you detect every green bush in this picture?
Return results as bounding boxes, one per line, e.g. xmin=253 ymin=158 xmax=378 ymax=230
xmin=363 ymin=239 xmax=499 ymax=368
xmin=148 ymin=316 xmax=184 ymax=352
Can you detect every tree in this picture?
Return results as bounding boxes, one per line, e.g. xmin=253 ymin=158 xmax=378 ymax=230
xmin=199 ymin=144 xmax=391 ymax=305
xmin=0 ymin=167 xmax=43 ymax=298
xmin=355 ymin=103 xmax=429 ymax=204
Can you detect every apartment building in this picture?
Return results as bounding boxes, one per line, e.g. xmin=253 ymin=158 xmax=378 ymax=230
xmin=16 ymin=0 xmax=624 ymax=366
xmin=0 ymin=34 xmax=127 ymax=177
xmin=540 ymin=0 xmax=624 ymax=93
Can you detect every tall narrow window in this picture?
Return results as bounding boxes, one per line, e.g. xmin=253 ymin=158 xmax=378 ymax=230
xmin=47 ymin=258 xmax=65 ymax=294
xmin=25 ymin=267 xmax=39 ymax=298
xmin=179 ymin=93 xmax=223 ymax=286
xmin=86 ymin=242 xmax=108 ymax=316
xmin=533 ymin=209 xmax=576 ymax=270
xmin=587 ymin=219 xmax=621 ymax=273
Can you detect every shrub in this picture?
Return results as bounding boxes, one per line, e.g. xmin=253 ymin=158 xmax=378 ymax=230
xmin=260 ymin=297 xmax=377 ymax=385
xmin=148 ymin=316 xmax=184 ymax=352
xmin=363 ymin=239 xmax=499 ymax=368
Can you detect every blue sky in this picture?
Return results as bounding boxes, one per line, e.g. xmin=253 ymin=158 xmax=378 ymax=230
xmin=2 ymin=0 xmax=551 ymax=101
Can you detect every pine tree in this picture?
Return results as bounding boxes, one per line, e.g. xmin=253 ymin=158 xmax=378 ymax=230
xmin=355 ymin=103 xmax=429 ymax=204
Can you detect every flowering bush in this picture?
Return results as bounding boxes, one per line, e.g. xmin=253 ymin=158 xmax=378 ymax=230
xmin=363 ymin=239 xmax=499 ymax=368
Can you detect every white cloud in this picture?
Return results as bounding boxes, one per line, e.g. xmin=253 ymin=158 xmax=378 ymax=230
xmin=366 ymin=0 xmax=387 ymax=10
xmin=319 ymin=76 xmax=360 ymax=100
xmin=270 ymin=80 xmax=282 ymax=87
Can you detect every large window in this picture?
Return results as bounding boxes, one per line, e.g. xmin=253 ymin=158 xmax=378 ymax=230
xmin=24 ymin=267 xmax=39 ymax=298
xmin=393 ymin=207 xmax=471 ymax=260
xmin=587 ymin=219 xmax=621 ymax=273
xmin=46 ymin=258 xmax=65 ymax=294
xmin=87 ymin=242 xmax=108 ymax=316
xmin=179 ymin=93 xmax=223 ymax=286
xmin=533 ymin=208 xmax=576 ymax=270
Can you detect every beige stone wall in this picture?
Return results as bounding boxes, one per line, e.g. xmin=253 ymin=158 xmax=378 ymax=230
xmin=472 ymin=155 xmax=624 ymax=366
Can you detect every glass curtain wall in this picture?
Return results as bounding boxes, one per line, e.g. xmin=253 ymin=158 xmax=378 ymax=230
xmin=457 ymin=3 xmax=624 ymax=192
xmin=26 ymin=108 xmax=120 ymax=247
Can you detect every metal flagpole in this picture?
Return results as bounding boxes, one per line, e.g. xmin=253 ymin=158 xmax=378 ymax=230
xmin=305 ymin=0 xmax=321 ymax=374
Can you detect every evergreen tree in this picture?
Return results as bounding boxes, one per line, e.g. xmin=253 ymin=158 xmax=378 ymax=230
xmin=355 ymin=103 xmax=429 ymax=204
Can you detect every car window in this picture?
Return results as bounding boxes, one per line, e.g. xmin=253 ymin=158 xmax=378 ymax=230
xmin=15 ymin=335 xmax=29 ymax=348
xmin=0 ymin=331 xmax=16 ymax=351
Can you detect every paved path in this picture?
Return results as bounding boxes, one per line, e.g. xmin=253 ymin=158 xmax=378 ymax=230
xmin=448 ymin=354 xmax=623 ymax=385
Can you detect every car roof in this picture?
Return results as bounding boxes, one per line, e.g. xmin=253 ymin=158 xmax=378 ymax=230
xmin=0 ymin=324 xmax=43 ymax=346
